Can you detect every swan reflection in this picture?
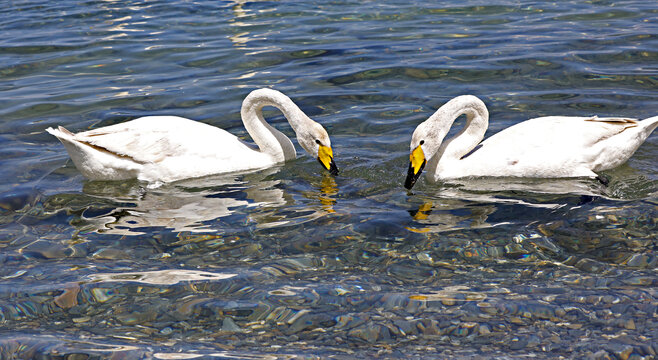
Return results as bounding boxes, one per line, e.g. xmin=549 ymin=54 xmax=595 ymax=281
xmin=246 ymin=173 xmax=339 ymax=230
xmin=65 ymin=167 xmax=340 ymax=236
xmin=88 ymin=269 xmax=236 ymax=285
xmin=305 ymin=174 xmax=338 ymax=212
xmin=406 ymin=199 xmax=497 ymax=234
xmin=443 ymin=177 xmax=608 ymax=197
xmin=76 ymin=169 xmax=290 ymax=235
xmin=407 ymin=177 xmax=608 ymax=233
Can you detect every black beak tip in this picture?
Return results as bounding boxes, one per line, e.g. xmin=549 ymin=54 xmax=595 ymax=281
xmin=329 ymin=163 xmax=339 ymax=176
xmin=320 ymin=158 xmax=339 ymax=176
xmin=404 ymin=161 xmax=425 ymax=190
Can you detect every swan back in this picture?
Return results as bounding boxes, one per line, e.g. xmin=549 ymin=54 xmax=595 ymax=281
xmin=47 ymin=117 xmax=269 ymax=182
xmin=433 ymin=114 xmax=658 ymax=180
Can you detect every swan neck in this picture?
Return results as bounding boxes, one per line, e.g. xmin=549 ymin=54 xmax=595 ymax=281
xmin=240 ymin=90 xmax=300 ymax=161
xmin=427 ymin=95 xmax=489 ymax=170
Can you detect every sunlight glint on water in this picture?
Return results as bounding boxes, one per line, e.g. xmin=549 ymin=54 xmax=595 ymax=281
xmin=0 ymin=0 xmax=656 ymax=358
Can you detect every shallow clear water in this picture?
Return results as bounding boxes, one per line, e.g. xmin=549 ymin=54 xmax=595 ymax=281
xmin=1 ymin=0 xmax=657 ymax=358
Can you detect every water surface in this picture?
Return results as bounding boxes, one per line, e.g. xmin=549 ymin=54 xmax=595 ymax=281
xmin=0 ymin=0 xmax=657 ymax=358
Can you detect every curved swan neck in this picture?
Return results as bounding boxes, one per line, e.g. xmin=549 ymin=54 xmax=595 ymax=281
xmin=429 ymin=95 xmax=489 ymax=161
xmin=240 ymin=89 xmax=305 ymax=161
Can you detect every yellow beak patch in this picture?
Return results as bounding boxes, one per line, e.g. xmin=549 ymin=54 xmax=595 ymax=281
xmin=410 ymin=145 xmax=426 ymax=175
xmin=318 ymin=145 xmax=333 ymax=169
xmin=404 ymin=145 xmax=427 ymax=189
xmin=318 ymin=145 xmax=338 ymax=175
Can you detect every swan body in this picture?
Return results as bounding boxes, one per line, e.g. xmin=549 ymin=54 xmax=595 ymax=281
xmin=47 ymin=88 xmax=338 ymax=183
xmin=405 ymin=95 xmax=658 ymax=189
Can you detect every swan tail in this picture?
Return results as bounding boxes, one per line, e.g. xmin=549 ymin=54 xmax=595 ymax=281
xmin=640 ymin=116 xmax=658 ymax=136
xmin=46 ymin=125 xmax=140 ymax=180
xmin=46 ymin=125 xmax=77 ymax=141
xmin=46 ymin=125 xmax=86 ymax=153
xmin=57 ymin=125 xmax=75 ymax=136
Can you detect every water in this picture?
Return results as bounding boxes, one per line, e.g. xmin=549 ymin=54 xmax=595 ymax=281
xmin=1 ymin=0 xmax=657 ymax=358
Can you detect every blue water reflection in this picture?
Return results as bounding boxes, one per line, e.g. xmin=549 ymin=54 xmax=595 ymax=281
xmin=0 ymin=0 xmax=656 ymax=358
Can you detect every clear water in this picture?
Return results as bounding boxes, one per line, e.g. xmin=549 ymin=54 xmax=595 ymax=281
xmin=1 ymin=0 xmax=657 ymax=358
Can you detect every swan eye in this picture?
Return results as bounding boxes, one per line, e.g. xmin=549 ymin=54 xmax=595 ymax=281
xmin=419 ymin=140 xmax=425 ymax=145
xmin=315 ymin=139 xmax=321 ymax=145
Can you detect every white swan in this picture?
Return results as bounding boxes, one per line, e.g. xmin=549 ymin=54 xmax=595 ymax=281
xmin=46 ymin=88 xmax=338 ymax=183
xmin=405 ymin=95 xmax=658 ymax=189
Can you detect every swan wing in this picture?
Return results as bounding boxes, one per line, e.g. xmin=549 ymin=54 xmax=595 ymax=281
xmin=49 ymin=116 xmax=277 ymax=182
xmin=455 ymin=116 xmax=641 ymax=178
xmin=72 ymin=116 xmax=246 ymax=164
xmin=480 ymin=116 xmax=638 ymax=151
xmin=584 ymin=116 xmax=637 ymax=125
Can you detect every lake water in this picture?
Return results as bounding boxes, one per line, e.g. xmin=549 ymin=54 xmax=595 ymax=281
xmin=1 ymin=0 xmax=656 ymax=358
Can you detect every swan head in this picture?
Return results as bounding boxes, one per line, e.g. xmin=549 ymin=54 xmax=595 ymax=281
xmin=297 ymin=121 xmax=339 ymax=176
xmin=241 ymin=88 xmax=338 ymax=176
xmin=404 ymin=121 xmax=446 ymax=189
xmin=404 ymin=95 xmax=489 ymax=189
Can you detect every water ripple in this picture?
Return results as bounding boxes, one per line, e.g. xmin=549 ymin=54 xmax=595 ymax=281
xmin=0 ymin=0 xmax=656 ymax=358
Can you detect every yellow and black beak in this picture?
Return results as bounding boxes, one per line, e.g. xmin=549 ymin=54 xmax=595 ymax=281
xmin=404 ymin=145 xmax=426 ymax=189
xmin=318 ymin=145 xmax=339 ymax=176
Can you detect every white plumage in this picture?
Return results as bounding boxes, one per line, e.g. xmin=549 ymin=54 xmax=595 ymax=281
xmin=47 ymin=88 xmax=338 ymax=183
xmin=405 ymin=95 xmax=658 ymax=189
